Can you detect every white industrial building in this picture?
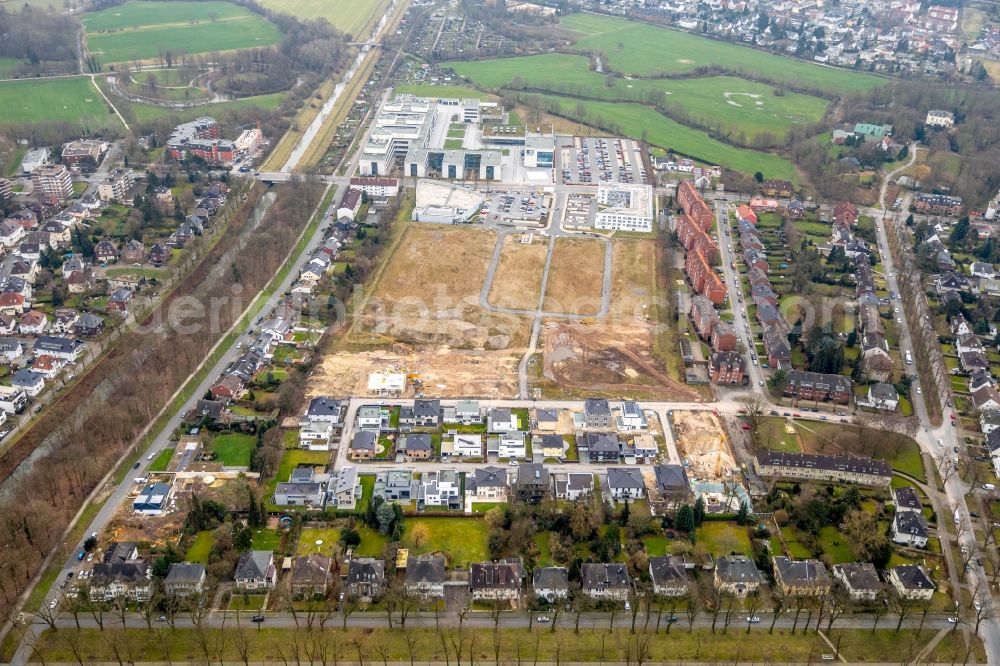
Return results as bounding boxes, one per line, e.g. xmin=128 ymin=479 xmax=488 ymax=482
xmin=594 ymin=183 xmax=654 ymax=232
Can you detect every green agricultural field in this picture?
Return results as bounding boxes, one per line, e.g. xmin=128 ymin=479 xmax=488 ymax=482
xmin=257 ymin=0 xmax=389 ymax=38
xmin=401 ymin=518 xmax=489 ymax=568
xmin=0 ymin=77 xmax=119 ymax=128
xmin=83 ymin=1 xmax=282 ymax=63
xmin=0 ymin=58 xmax=22 ymax=78
xmin=561 ymin=13 xmax=884 ymax=95
xmin=524 ymin=93 xmax=797 ymax=180
xmin=449 ymin=54 xmax=830 ymax=141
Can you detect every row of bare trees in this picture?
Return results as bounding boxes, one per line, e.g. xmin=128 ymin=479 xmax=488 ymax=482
xmin=0 ymin=177 xmax=325 ymax=631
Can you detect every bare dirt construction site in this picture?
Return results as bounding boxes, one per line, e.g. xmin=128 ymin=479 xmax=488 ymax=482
xmin=537 ymin=321 xmax=699 ymax=400
xmin=487 ymin=234 xmax=547 ymax=311
xmin=533 ymin=236 xmax=699 ymax=400
xmin=671 ymin=410 xmax=738 ymax=482
xmin=308 ymin=344 xmax=521 ymax=398
xmin=310 ymin=223 xmax=526 ymax=399
xmin=351 ymin=223 xmax=529 ymax=349
xmin=543 ymin=237 xmax=605 ymax=315
xmin=609 ymin=237 xmax=659 ymax=321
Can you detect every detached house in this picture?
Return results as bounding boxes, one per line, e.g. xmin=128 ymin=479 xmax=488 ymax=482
xmin=290 ymin=554 xmax=331 ymax=598
xmin=345 ymin=558 xmax=385 ymax=601
xmin=772 ymin=557 xmax=831 ymax=596
xmin=649 ymin=556 xmax=690 ymax=597
xmin=606 ymin=467 xmax=646 ymax=501
xmin=714 ymin=556 xmax=762 ymax=596
xmin=891 ymin=511 xmax=929 ymax=548
xmin=888 ymin=565 xmax=934 ymax=601
xmin=581 ymin=563 xmax=631 ymax=601
xmin=533 ymin=567 xmax=569 ymax=602
xmin=470 ymin=560 xmax=522 ymax=601
xmin=832 ymin=563 xmax=882 ymax=601
xmin=164 ymin=562 xmax=206 ymax=597
xmin=405 ymin=554 xmax=447 ymax=598
xmin=234 ymin=551 xmax=277 ymax=591
xmin=583 ymin=398 xmax=612 ymax=428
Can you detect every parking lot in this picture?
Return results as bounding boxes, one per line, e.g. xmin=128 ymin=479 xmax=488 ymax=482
xmin=480 ymin=191 xmax=550 ymax=226
xmin=557 ymin=137 xmax=648 ymax=186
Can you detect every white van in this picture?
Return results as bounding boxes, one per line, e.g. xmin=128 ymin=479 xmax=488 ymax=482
xmin=983 ymin=484 xmax=996 ymax=491
xmin=905 ymin=350 xmax=913 ymax=365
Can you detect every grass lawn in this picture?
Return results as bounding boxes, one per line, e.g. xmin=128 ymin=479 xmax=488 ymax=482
xmin=83 ymin=1 xmax=282 ymax=63
xmin=356 ymin=474 xmax=375 ymax=513
xmin=695 ymin=521 xmax=752 ymax=557
xmin=147 ymin=447 xmax=174 ymax=472
xmin=0 ymin=77 xmax=120 ymax=128
xmin=757 ymin=417 xmax=801 ymax=452
xmin=521 ymin=92 xmax=797 ymax=180
xmin=450 ymin=54 xmax=829 ymax=142
xmin=228 ymin=594 xmax=267 ymax=611
xmin=250 ymin=527 xmax=282 ymax=552
xmin=210 ymin=432 xmax=256 ymax=467
xmin=560 ymin=13 xmax=884 ymax=95
xmin=642 ymin=534 xmax=668 ymax=556
xmin=818 ymin=526 xmax=854 ymax=563
xmin=401 ymin=518 xmax=489 ymax=568
xmin=297 ymin=527 xmax=341 ymax=556
xmin=534 ymin=531 xmax=552 ymax=567
xmin=32 ymin=627 xmax=981 ymax=663
xmin=184 ymin=530 xmax=214 ymax=564
xmin=355 ymin=526 xmax=387 ymax=558
xmin=470 ymin=501 xmax=507 ymax=513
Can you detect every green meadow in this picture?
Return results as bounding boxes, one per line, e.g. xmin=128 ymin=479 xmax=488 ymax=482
xmin=524 ymin=92 xmax=798 ymax=180
xmin=83 ymin=1 xmax=282 ymax=63
xmin=561 ymin=13 xmax=884 ymax=95
xmin=449 ymin=53 xmax=830 ymax=142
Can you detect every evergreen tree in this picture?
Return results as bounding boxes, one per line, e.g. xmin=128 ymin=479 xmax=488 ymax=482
xmin=675 ymin=504 xmax=695 ymax=534
xmin=693 ymin=496 xmax=706 ymax=527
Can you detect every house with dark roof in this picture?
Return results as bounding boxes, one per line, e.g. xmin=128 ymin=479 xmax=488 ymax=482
xmin=305 ymin=397 xmax=343 ymax=423
xmin=350 ymin=430 xmax=378 ymax=460
xmin=714 ymin=556 xmax=762 ymax=596
xmin=234 ymin=551 xmax=276 ymax=591
xmin=533 ymin=566 xmax=569 ymax=602
xmin=346 ymin=558 xmax=385 ymax=600
xmin=893 ymin=486 xmax=922 ymax=513
xmin=649 ymin=556 xmax=690 ymax=596
xmin=400 ymin=433 xmax=434 ymax=460
xmin=578 ymin=432 xmax=621 ymax=463
xmin=606 ymin=467 xmax=646 ymax=501
xmin=164 ymin=562 xmax=206 ymax=597
xmin=754 ymin=451 xmax=892 ymax=487
xmin=773 ymin=557 xmax=831 ymax=596
xmin=888 ymin=565 xmax=934 ymax=600
xmin=891 ymin=511 xmax=929 ymax=548
xmin=470 ymin=560 xmax=522 ymax=601
xmin=654 ymin=464 xmax=691 ymax=509
xmin=405 ymin=554 xmax=447 ymax=598
xmin=291 ymin=554 xmax=331 ymax=598
xmin=581 ymin=563 xmax=631 ymax=601
xmin=784 ymin=370 xmax=852 ymax=404
xmin=583 ymin=398 xmax=612 ymax=428
xmin=89 ymin=561 xmax=152 ymax=602
xmin=513 ymin=463 xmax=549 ymax=502
xmin=832 ymin=563 xmax=882 ymax=601
xmin=468 ymin=466 xmax=508 ymax=500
